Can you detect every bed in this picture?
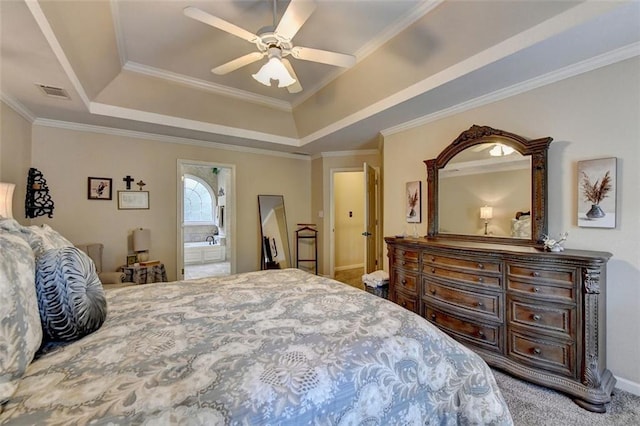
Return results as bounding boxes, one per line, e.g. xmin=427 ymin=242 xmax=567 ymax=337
xmin=1 ymin=220 xmax=512 ymax=425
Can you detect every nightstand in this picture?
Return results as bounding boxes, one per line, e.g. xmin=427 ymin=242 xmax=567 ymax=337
xmin=119 ymin=262 xmax=168 ymax=284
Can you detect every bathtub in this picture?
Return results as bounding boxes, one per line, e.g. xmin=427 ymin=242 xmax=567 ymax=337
xmin=184 ymin=241 xmax=226 ymax=264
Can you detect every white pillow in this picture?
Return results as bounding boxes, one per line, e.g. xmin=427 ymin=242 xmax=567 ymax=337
xmin=0 ymin=228 xmax=42 ymax=406
xmin=22 ymin=224 xmax=74 ymax=257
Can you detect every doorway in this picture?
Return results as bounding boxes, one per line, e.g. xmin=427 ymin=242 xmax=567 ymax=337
xmin=330 ymin=164 xmax=379 ymax=287
xmin=177 ymin=160 xmax=236 ymax=280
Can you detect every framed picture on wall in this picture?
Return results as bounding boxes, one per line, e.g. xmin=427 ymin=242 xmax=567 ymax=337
xmin=577 ymin=157 xmax=616 ymax=228
xmin=118 ymin=191 xmax=149 ymax=210
xmin=87 ymin=177 xmax=112 ymax=200
xmin=406 ymin=181 xmax=421 ymax=223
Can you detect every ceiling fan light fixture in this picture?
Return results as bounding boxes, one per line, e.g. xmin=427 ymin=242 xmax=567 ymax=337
xmin=252 ymin=47 xmax=296 ymax=88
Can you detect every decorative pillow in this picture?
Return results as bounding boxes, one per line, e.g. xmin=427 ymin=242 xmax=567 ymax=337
xmin=35 ymin=247 xmax=107 ymax=342
xmin=0 ymin=230 xmax=42 ymax=407
xmin=22 ymin=224 xmax=74 ymax=257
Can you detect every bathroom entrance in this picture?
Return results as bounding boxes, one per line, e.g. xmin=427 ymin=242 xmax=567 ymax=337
xmin=177 ymin=160 xmax=236 ymax=280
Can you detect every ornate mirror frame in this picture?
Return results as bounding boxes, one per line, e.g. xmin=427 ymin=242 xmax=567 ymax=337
xmin=424 ymin=125 xmax=553 ymax=246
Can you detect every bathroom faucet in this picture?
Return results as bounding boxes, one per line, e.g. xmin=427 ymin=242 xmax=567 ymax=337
xmin=205 ymin=235 xmax=215 ymax=245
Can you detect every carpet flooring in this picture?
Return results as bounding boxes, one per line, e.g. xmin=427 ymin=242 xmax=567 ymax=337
xmin=493 ymin=369 xmax=640 ymax=425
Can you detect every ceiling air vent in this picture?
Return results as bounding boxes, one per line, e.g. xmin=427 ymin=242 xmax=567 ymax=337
xmin=36 ymin=84 xmax=70 ymax=100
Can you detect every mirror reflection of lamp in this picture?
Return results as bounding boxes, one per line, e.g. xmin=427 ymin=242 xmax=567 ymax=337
xmin=133 ymin=228 xmax=151 ymax=262
xmin=480 ymin=206 xmax=493 ymax=235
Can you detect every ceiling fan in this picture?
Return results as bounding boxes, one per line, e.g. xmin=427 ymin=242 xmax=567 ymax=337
xmin=183 ymin=0 xmax=356 ymax=93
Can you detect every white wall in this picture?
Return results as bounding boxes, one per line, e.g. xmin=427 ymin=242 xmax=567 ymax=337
xmin=383 ymin=57 xmax=640 ymax=392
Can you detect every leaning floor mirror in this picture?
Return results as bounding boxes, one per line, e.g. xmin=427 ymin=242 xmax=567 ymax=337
xmin=258 ymin=195 xmax=292 ymax=269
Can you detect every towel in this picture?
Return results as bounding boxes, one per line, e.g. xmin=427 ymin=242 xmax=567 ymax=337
xmin=362 ymin=270 xmax=389 ymax=288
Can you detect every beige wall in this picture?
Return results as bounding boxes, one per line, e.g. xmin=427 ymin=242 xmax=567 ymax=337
xmin=383 ymin=57 xmax=640 ymax=391
xmin=26 ymin=125 xmax=310 ymax=280
xmin=0 ymin=103 xmax=32 ymax=225
xmin=312 ymin=152 xmax=380 ymax=276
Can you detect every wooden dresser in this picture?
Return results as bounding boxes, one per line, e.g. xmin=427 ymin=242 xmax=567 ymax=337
xmin=386 ymin=236 xmax=615 ymax=412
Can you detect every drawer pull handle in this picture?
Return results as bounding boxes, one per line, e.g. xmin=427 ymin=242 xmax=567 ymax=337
xmin=401 ymin=301 xmax=407 ymax=308
xmin=533 ymin=347 xmax=542 ymax=355
xmin=476 ymin=302 xmax=484 ymax=308
xmin=430 ymin=289 xmax=436 ymax=295
xmin=431 ymin=267 xmax=435 ymax=273
xmin=533 ymin=287 xmax=540 ymax=293
xmin=532 ymin=314 xmax=541 ymax=321
xmin=402 ymin=261 xmax=406 ymax=266
xmin=532 ymin=271 xmax=540 ymax=277
xmin=430 ymin=313 xmax=436 ymax=321
xmin=477 ymin=263 xmax=484 ymax=269
xmin=477 ymin=277 xmax=484 ymax=283
xmin=401 ymin=279 xmax=407 ymax=285
xmin=478 ymin=330 xmax=486 ymax=339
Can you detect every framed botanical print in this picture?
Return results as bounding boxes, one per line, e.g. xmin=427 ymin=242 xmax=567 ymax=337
xmin=406 ymin=181 xmax=421 ymax=223
xmin=87 ymin=177 xmax=112 ymax=200
xmin=577 ymin=157 xmax=616 ymax=228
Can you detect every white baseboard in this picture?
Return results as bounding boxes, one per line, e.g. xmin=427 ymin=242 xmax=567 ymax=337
xmin=615 ymin=376 xmax=640 ymax=396
xmin=334 ymin=263 xmax=364 ymax=272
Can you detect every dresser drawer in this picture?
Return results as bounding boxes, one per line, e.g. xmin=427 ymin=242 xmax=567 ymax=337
xmin=508 ymin=330 xmax=575 ymax=377
xmin=424 ymin=306 xmax=501 ymax=352
xmin=394 ymin=258 xmax=419 ymax=272
xmin=424 ymin=253 xmax=501 ymax=274
xmin=394 ymin=291 xmax=418 ymax=313
xmin=393 ymin=270 xmax=418 ymax=295
xmin=424 ymin=266 xmax=501 ymax=288
xmin=424 ymin=280 xmax=501 ymax=322
xmin=394 ymin=247 xmax=419 ymax=261
xmin=508 ymin=264 xmax=574 ymax=284
xmin=508 ymin=279 xmax=575 ymax=302
xmin=509 ymin=299 xmax=574 ymax=338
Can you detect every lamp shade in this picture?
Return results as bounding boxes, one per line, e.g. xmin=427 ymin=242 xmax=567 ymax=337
xmin=0 ymin=182 xmax=15 ymax=219
xmin=480 ymin=206 xmax=493 ymax=220
xmin=252 ymin=48 xmax=296 ymax=88
xmin=133 ymin=228 xmax=150 ymax=252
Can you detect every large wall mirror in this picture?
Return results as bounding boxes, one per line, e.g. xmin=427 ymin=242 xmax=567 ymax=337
xmin=258 ymin=195 xmax=292 ymax=269
xmin=424 ymin=125 xmax=552 ymax=246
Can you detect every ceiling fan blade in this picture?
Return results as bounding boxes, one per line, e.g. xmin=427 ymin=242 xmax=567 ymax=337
xmin=184 ymin=6 xmax=258 ymax=43
xmin=211 ymin=52 xmax=265 ymax=75
xmin=290 ymin=46 xmax=356 ymax=68
xmin=281 ymin=59 xmax=303 ymax=94
xmin=275 ymin=0 xmax=316 ymax=41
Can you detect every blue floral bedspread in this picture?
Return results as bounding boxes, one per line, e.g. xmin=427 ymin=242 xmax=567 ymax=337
xmin=2 ymin=269 xmax=512 ymax=425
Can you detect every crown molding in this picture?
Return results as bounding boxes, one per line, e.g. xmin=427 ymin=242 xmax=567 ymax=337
xmin=0 ymin=93 xmax=36 ymax=122
xmin=382 ymin=41 xmax=640 ymax=136
xmin=123 ymin=62 xmax=292 ymax=112
xmin=32 ymin=118 xmax=310 ymax=160
xmin=89 ymin=101 xmax=299 ymax=146
xmin=318 ymin=149 xmax=379 ymax=159
xmin=110 ymin=0 xmax=127 ymax=67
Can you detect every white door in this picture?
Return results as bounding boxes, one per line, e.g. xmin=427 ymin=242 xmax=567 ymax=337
xmin=363 ymin=163 xmax=378 ymax=273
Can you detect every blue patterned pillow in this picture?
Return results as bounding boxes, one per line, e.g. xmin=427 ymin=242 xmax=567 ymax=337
xmin=35 ymin=247 xmax=107 ymax=342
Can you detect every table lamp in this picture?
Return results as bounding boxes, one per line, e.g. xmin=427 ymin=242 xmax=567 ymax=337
xmin=480 ymin=206 xmax=493 ymax=235
xmin=133 ymin=228 xmax=151 ymax=262
xmin=0 ymin=182 xmax=15 ymax=218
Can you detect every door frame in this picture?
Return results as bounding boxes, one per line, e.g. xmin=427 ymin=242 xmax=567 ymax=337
xmin=329 ymin=166 xmax=380 ymax=277
xmin=177 ymin=159 xmax=237 ymax=280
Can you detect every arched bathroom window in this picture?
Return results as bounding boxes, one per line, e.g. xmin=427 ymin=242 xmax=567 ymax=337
xmin=184 ymin=175 xmax=215 ymax=222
